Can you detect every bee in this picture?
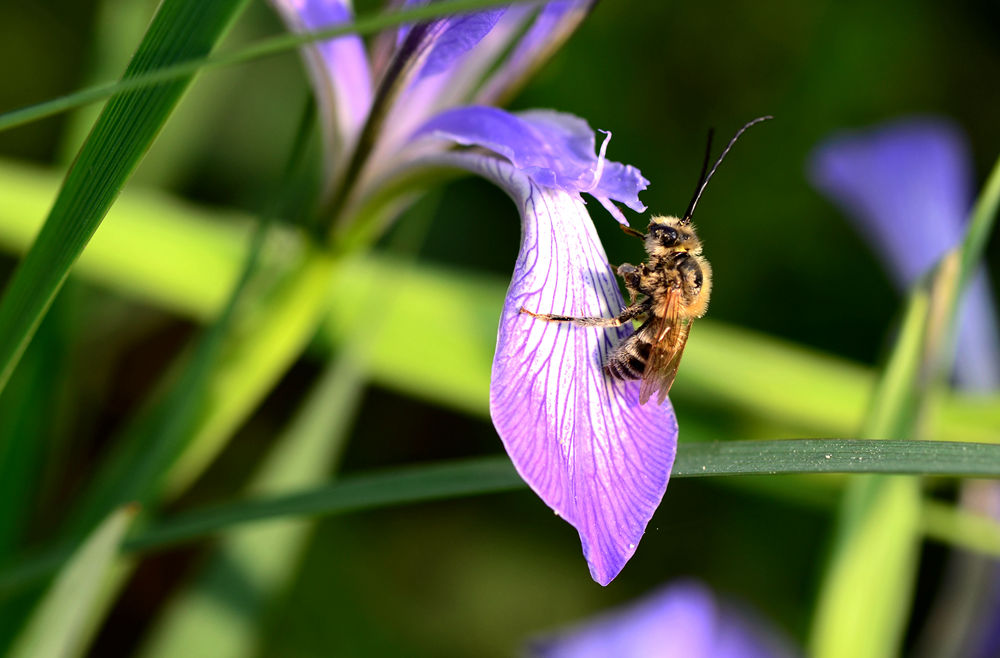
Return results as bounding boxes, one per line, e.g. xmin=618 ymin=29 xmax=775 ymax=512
xmin=520 ymin=117 xmax=771 ymax=405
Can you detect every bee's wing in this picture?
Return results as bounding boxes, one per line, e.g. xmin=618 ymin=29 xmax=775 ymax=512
xmin=638 ymin=289 xmax=692 ymax=405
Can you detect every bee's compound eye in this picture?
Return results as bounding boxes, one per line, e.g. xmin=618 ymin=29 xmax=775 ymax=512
xmin=663 ymin=227 xmax=678 ymax=243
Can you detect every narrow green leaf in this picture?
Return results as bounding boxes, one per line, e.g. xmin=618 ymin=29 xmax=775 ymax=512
xmin=956 ymin=154 xmax=1000 ymax=290
xmin=862 ymin=287 xmax=931 ymax=440
xmin=95 ymin=440 xmax=1000 ymax=551
xmin=0 ymin=0 xmax=535 ymax=133
xmin=7 ymin=506 xmax=136 ymax=658
xmin=0 ymin=0 xmax=249 ymax=393
xmin=4 ymin=439 xmax=1000 ymax=598
xmin=0 ymin=303 xmax=67 ymax=557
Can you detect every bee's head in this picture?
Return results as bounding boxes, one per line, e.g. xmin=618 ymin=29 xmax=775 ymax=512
xmin=645 ymin=215 xmax=700 ymax=256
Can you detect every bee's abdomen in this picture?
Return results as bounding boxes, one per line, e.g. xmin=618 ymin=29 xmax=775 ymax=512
xmin=604 ymin=329 xmax=653 ymax=381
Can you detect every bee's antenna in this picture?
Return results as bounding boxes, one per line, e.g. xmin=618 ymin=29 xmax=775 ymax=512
xmin=681 ymin=128 xmax=714 ymax=224
xmin=681 ymin=115 xmax=772 ymax=224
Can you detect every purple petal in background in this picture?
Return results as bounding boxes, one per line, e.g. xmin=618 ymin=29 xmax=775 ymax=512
xmin=270 ymin=0 xmax=372 ymax=159
xmin=397 ymin=2 xmax=505 ymax=80
xmin=531 ymin=580 xmax=799 ymax=658
xmin=809 ymin=117 xmax=1000 ymax=390
xmin=416 ymin=106 xmax=649 ymax=223
xmin=477 ymin=1 xmax=594 ymax=104
xmin=418 ymin=8 xmax=506 ymax=79
xmin=427 ymin=152 xmax=675 ymax=585
xmin=809 ymin=118 xmax=970 ymax=283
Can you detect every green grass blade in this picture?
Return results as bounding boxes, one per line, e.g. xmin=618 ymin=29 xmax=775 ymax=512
xmin=0 ymin=0 xmax=249 ymax=393
xmin=0 ymin=0 xmax=533 ymax=134
xmin=92 ymin=439 xmax=1000 ymax=551
xmin=7 ymin=506 xmax=136 ymax=658
xmin=957 ymin=155 xmax=1000 ymax=289
xmin=4 ymin=439 xmax=1000 ymax=597
xmin=810 ymin=474 xmax=922 ymax=658
xmin=115 ymin=439 xmax=1000 ymax=548
xmin=0 ymin=304 xmax=68 ymax=557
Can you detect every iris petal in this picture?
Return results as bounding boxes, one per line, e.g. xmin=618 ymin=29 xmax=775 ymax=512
xmin=418 ymin=8 xmax=506 ymax=79
xmin=418 ymin=150 xmax=676 ymax=585
xmin=531 ymin=580 xmax=799 ymax=658
xmin=416 ymin=106 xmax=649 ymax=223
xmin=396 ymin=2 xmax=506 ymax=80
xmin=494 ymin=178 xmax=676 ymax=586
xmin=809 ymin=118 xmax=1000 ymax=390
xmin=270 ymin=0 xmax=372 ymax=161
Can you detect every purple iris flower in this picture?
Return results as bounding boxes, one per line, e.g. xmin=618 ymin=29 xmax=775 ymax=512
xmin=808 ymin=117 xmax=1000 ymax=390
xmin=271 ymin=1 xmax=677 ymax=585
xmin=530 ymin=580 xmax=799 ymax=658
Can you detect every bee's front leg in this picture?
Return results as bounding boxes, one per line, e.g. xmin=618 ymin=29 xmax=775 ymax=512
xmin=520 ymin=300 xmax=647 ymax=328
xmin=619 ymin=225 xmax=646 ymax=240
xmin=617 ymin=263 xmax=641 ymax=303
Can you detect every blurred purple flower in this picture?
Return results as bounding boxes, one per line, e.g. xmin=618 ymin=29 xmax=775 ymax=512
xmin=530 ymin=580 xmax=799 ymax=658
xmin=808 ymin=117 xmax=1000 ymax=390
xmin=271 ymin=1 xmax=677 ymax=585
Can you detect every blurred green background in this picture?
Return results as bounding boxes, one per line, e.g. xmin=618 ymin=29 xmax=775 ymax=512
xmin=0 ymin=0 xmax=998 ymax=656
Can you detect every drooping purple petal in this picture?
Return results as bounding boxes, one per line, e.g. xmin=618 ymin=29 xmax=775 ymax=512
xmin=530 ymin=580 xmax=799 ymax=658
xmin=415 ymin=106 xmax=649 ymax=223
xmin=809 ymin=117 xmax=1000 ymax=390
xmin=414 ymin=150 xmax=674 ymax=585
xmin=270 ymin=0 xmax=372 ymax=164
xmin=477 ymin=1 xmax=594 ymax=104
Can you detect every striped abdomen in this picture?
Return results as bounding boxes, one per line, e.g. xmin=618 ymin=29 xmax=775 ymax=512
xmin=604 ymin=320 xmax=656 ymax=380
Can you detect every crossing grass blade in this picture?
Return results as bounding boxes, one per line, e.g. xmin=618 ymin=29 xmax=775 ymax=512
xmin=3 ymin=439 xmax=1000 ymax=598
xmin=0 ymin=0 xmax=535 ymax=134
xmin=0 ymin=0 xmax=250 ymax=394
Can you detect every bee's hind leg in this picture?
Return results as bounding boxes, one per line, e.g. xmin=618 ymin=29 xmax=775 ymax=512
xmin=520 ymin=301 xmax=646 ymax=327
